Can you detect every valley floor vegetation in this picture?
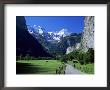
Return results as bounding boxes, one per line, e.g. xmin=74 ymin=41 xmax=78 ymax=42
xmin=16 ymin=48 xmax=94 ymax=74
xmin=16 ymin=60 xmax=66 ymax=74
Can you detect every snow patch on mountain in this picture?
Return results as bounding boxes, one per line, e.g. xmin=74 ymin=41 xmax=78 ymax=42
xmin=53 ymin=36 xmax=60 ymax=41
xmin=57 ymin=28 xmax=69 ymax=37
xmin=27 ymin=25 xmax=70 ymax=42
xmin=33 ymin=25 xmax=44 ymax=34
xmin=48 ymin=32 xmax=53 ymax=35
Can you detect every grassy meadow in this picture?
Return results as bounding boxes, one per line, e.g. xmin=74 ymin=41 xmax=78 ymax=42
xmin=16 ymin=60 xmax=66 ymax=74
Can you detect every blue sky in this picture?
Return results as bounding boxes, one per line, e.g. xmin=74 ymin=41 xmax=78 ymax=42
xmin=25 ymin=16 xmax=84 ymax=33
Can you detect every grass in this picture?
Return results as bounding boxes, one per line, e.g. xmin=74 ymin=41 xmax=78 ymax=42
xmin=68 ymin=61 xmax=94 ymax=74
xmin=16 ymin=60 xmax=66 ymax=74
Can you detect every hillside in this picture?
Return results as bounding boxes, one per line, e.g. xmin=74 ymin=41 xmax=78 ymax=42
xmin=16 ymin=16 xmax=51 ymax=58
xmin=27 ymin=25 xmax=82 ymax=56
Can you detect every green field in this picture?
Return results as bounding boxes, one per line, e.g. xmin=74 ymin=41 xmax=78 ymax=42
xmin=16 ymin=60 xmax=65 ymax=74
xmin=68 ymin=61 xmax=94 ymax=74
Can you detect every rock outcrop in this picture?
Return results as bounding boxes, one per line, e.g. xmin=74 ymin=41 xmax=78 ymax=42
xmin=66 ymin=46 xmax=75 ymax=54
xmin=66 ymin=16 xmax=94 ymax=54
xmin=66 ymin=43 xmax=80 ymax=54
xmin=80 ymin=16 xmax=94 ymax=52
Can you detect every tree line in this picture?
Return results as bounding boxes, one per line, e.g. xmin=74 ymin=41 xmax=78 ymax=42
xmin=61 ymin=48 xmax=94 ymax=64
xmin=16 ymin=48 xmax=94 ymax=65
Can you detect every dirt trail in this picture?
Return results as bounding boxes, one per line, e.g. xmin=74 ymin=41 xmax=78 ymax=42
xmin=65 ymin=64 xmax=83 ymax=74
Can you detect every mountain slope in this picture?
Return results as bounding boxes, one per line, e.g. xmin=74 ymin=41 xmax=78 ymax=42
xmin=58 ymin=33 xmax=82 ymax=54
xmin=16 ymin=16 xmax=51 ymax=58
xmin=27 ymin=25 xmax=82 ymax=57
xmin=28 ymin=25 xmax=70 ymax=42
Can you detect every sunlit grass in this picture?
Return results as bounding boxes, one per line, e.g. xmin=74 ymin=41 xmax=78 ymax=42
xmin=16 ymin=60 xmax=64 ymax=74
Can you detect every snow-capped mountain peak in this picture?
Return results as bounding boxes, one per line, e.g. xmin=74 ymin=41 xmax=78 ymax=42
xmin=48 ymin=32 xmax=53 ymax=35
xmin=33 ymin=25 xmax=37 ymax=27
xmin=33 ymin=25 xmax=44 ymax=34
xmin=57 ymin=28 xmax=69 ymax=37
xmin=48 ymin=28 xmax=70 ymax=41
xmin=27 ymin=25 xmax=70 ymax=42
xmin=38 ymin=28 xmax=43 ymax=34
xmin=53 ymin=37 xmax=60 ymax=41
xmin=38 ymin=25 xmax=41 ymax=28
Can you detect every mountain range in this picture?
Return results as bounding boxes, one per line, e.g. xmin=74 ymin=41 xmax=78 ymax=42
xmin=27 ymin=25 xmax=70 ymax=42
xmin=27 ymin=25 xmax=82 ymax=56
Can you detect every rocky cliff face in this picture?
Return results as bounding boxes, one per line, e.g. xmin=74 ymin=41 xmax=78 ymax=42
xmin=81 ymin=16 xmax=94 ymax=52
xmin=66 ymin=16 xmax=94 ymax=54
xmin=66 ymin=46 xmax=75 ymax=54
xmin=66 ymin=43 xmax=80 ymax=54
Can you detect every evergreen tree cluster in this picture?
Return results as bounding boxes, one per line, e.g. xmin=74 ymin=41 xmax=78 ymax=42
xmin=61 ymin=48 xmax=94 ymax=64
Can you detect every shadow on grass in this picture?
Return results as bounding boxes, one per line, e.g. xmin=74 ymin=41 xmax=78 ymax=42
xmin=16 ymin=62 xmax=49 ymax=74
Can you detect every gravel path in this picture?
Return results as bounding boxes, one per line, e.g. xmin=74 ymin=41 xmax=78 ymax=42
xmin=65 ymin=64 xmax=83 ymax=74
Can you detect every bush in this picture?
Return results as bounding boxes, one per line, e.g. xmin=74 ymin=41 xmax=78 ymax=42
xmin=87 ymin=48 xmax=94 ymax=63
xmin=83 ymin=48 xmax=94 ymax=64
xmin=56 ymin=62 xmax=66 ymax=74
xmin=72 ymin=48 xmax=94 ymax=64
xmin=60 ymin=55 xmax=67 ymax=63
xmin=66 ymin=50 xmax=79 ymax=61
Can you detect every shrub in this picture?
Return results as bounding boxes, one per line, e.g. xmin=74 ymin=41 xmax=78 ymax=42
xmin=77 ymin=48 xmax=94 ymax=64
xmin=60 ymin=55 xmax=67 ymax=63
